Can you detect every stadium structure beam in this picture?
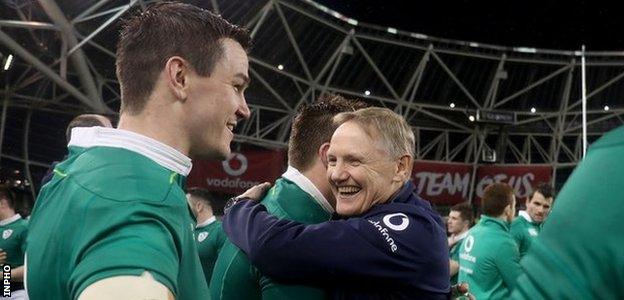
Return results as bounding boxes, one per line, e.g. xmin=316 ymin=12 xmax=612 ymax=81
xmin=492 ymin=64 xmax=572 ymax=109
xmin=402 ymin=44 xmax=432 ymax=119
xmin=484 ymin=54 xmax=507 ymax=108
xmin=0 ymin=30 xmax=107 ymax=112
xmin=37 ymin=0 xmax=109 ymax=113
xmin=430 ymin=50 xmax=482 ymax=109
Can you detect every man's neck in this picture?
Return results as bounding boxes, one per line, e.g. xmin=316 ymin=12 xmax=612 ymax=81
xmin=0 ymin=211 xmax=17 ymax=222
xmin=117 ymin=109 xmax=189 ymax=157
xmin=196 ymin=212 xmax=214 ymax=225
xmin=301 ymin=162 xmax=335 ymax=208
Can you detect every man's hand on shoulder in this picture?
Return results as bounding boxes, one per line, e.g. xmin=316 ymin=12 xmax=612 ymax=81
xmin=238 ymin=182 xmax=272 ymax=201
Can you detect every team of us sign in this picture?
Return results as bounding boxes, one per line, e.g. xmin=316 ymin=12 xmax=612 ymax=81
xmin=411 ymin=161 xmax=552 ymax=205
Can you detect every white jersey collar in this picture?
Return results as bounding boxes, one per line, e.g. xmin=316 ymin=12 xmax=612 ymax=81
xmin=196 ymin=216 xmax=217 ymax=228
xmin=68 ymin=127 xmax=192 ymax=176
xmin=455 ymin=230 xmax=470 ymax=241
xmin=519 ymin=210 xmax=533 ymax=222
xmin=282 ymin=166 xmax=334 ymax=214
xmin=0 ymin=214 xmax=22 ymax=226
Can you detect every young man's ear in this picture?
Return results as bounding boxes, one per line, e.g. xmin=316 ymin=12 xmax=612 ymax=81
xmin=319 ymin=142 xmax=331 ymax=168
xmin=165 ymin=56 xmax=189 ymax=101
xmin=392 ymin=155 xmax=414 ymax=183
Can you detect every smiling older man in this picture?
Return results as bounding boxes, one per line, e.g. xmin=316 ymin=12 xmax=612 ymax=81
xmin=223 ymin=107 xmax=449 ymax=299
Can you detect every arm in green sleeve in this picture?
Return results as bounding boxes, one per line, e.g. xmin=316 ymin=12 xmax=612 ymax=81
xmin=496 ymin=239 xmax=523 ymax=290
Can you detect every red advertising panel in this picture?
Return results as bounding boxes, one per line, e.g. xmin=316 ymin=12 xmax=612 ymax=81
xmin=474 ymin=164 xmax=552 ymax=203
xmin=412 ymin=161 xmax=474 ymax=205
xmin=187 ymin=150 xmax=286 ymax=195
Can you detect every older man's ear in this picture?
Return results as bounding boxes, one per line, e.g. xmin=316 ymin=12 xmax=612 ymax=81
xmin=393 ymin=155 xmax=414 ymax=183
xmin=319 ymin=142 xmax=331 ymax=168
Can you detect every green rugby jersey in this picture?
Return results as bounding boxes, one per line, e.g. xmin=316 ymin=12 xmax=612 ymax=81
xmin=195 ymin=216 xmax=226 ymax=285
xmin=458 ymin=215 xmax=522 ymax=300
xmin=210 ymin=166 xmax=333 ymax=300
xmin=448 ymin=231 xmax=468 ymax=285
xmin=509 ymin=211 xmax=541 ymax=257
xmin=0 ymin=214 xmax=27 ymax=268
xmin=26 ymin=127 xmax=209 ymax=300
xmin=512 ymin=125 xmax=624 ymax=299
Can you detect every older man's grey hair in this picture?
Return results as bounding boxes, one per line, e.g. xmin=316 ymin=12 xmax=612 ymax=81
xmin=333 ymin=107 xmax=415 ymax=159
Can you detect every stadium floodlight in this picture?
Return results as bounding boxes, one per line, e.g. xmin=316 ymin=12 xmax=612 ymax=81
xmin=3 ymin=54 xmax=13 ymax=71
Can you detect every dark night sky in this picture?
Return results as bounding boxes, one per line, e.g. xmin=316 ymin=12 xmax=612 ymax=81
xmin=314 ymin=0 xmax=621 ymax=51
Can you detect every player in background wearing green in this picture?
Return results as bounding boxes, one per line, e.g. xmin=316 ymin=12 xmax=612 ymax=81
xmin=447 ymin=202 xmax=474 ymax=285
xmin=512 ymin=126 xmax=624 ymax=299
xmin=25 ymin=2 xmax=251 ymax=299
xmin=509 ymin=183 xmax=553 ymax=257
xmin=187 ymin=187 xmax=226 ymax=285
xmin=458 ymin=183 xmax=522 ymax=299
xmin=210 ymin=94 xmax=366 ymax=300
xmin=0 ymin=185 xmax=28 ymax=299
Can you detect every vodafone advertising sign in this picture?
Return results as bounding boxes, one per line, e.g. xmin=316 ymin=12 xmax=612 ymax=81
xmin=186 ymin=150 xmax=286 ymax=194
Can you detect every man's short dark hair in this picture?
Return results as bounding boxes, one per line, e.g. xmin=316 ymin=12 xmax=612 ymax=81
xmin=65 ymin=114 xmax=111 ymax=143
xmin=450 ymin=202 xmax=474 ymax=226
xmin=187 ymin=187 xmax=213 ymax=207
xmin=481 ymin=183 xmax=514 ymax=217
xmin=0 ymin=185 xmax=15 ymax=209
xmin=288 ymin=94 xmax=368 ymax=172
xmin=531 ymin=182 xmax=554 ymax=200
xmin=116 ymin=2 xmax=251 ymax=114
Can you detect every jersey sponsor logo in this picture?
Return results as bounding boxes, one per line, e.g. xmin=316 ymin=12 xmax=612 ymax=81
xmin=222 ymin=153 xmax=248 ymax=176
xmin=463 ymin=235 xmax=475 ymax=252
xmin=459 ymin=235 xmax=477 ymax=263
xmin=198 ymin=232 xmax=209 ymax=242
xmin=368 ymin=220 xmax=398 ymax=252
xmin=2 ymin=229 xmax=12 ymax=239
xmin=528 ymin=228 xmax=538 ymax=236
xmin=382 ymin=213 xmax=410 ymax=231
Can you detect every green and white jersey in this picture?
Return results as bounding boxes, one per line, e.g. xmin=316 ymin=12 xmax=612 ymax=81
xmin=210 ymin=166 xmax=332 ymax=300
xmin=0 ymin=214 xmax=27 ymax=268
xmin=512 ymin=125 xmax=624 ymax=299
xmin=458 ymin=215 xmax=522 ymax=300
xmin=509 ymin=211 xmax=541 ymax=257
xmin=195 ymin=216 xmax=226 ymax=285
xmin=449 ymin=230 xmax=468 ymax=285
xmin=25 ymin=127 xmax=209 ymax=300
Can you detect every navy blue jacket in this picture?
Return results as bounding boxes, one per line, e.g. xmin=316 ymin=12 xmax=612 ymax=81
xmin=223 ymin=181 xmax=450 ymax=300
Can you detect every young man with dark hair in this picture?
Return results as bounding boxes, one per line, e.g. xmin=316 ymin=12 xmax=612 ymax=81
xmin=210 ymin=94 xmax=367 ymax=300
xmin=26 ymin=2 xmax=251 ymax=299
xmin=447 ymin=202 xmax=474 ymax=285
xmin=186 ymin=187 xmax=226 ymax=285
xmin=458 ymin=183 xmax=521 ymax=299
xmin=0 ymin=185 xmax=27 ymax=299
xmin=510 ymin=182 xmax=553 ymax=257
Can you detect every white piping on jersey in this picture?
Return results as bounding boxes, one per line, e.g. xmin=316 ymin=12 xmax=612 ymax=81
xmin=69 ymin=127 xmax=192 ymax=176
xmin=196 ymin=216 xmax=217 ymax=228
xmin=519 ymin=210 xmax=533 ymax=222
xmin=282 ymin=166 xmax=335 ymax=214
xmin=0 ymin=213 xmax=22 ymax=226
